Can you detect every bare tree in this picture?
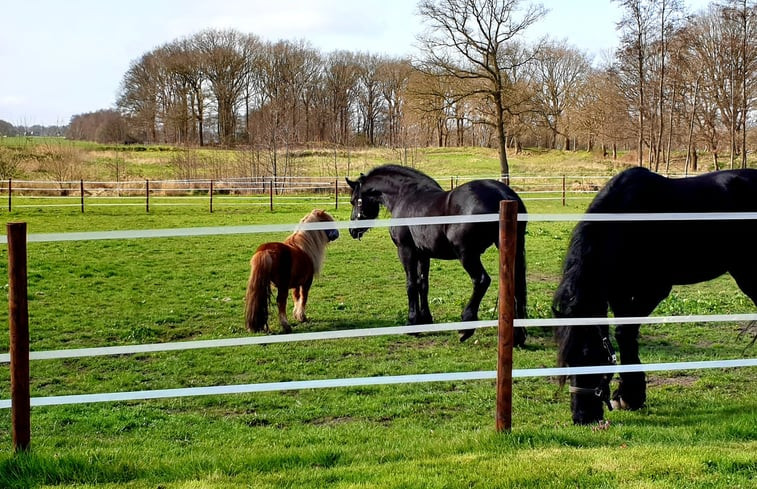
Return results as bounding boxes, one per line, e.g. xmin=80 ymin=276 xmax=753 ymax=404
xmin=118 ymin=52 xmax=162 ymax=142
xmin=720 ymin=0 xmax=757 ymax=168
xmin=324 ymin=51 xmax=360 ymax=146
xmin=615 ymin=0 xmax=655 ymax=167
xmin=355 ymin=53 xmax=384 ymax=146
xmin=195 ymin=29 xmax=258 ymax=146
xmin=532 ymin=42 xmax=590 ymax=150
xmin=417 ymin=0 xmax=546 ymax=179
xmin=378 ymin=58 xmax=413 ymax=148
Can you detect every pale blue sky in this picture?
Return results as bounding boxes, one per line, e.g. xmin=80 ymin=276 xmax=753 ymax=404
xmin=0 ymin=0 xmax=711 ymax=127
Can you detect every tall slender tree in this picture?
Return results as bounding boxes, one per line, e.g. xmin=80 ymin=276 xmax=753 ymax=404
xmin=417 ymin=0 xmax=546 ymax=180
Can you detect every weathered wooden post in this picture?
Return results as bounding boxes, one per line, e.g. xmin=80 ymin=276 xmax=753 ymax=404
xmin=496 ymin=200 xmax=517 ymax=432
xmin=8 ymin=178 xmax=12 ymax=212
xmin=335 ymin=179 xmax=339 ymax=210
xmin=7 ymin=222 xmax=30 ymax=451
xmin=209 ymin=180 xmax=214 ymax=214
xmin=145 ymin=179 xmax=150 ymax=213
xmin=80 ymin=179 xmax=85 ymax=213
xmin=562 ymin=175 xmax=566 ymax=207
xmin=269 ymin=177 xmax=274 ymax=212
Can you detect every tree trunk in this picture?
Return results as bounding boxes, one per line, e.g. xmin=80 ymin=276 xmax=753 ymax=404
xmin=494 ymin=91 xmax=509 ymax=181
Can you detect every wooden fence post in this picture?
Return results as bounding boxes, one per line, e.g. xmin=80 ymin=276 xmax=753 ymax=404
xmin=145 ymin=179 xmax=150 ymax=213
xmin=334 ymin=179 xmax=338 ymax=210
xmin=269 ymin=177 xmax=274 ymax=212
xmin=7 ymin=222 xmax=31 ymax=452
xmin=80 ymin=179 xmax=85 ymax=213
xmin=8 ymin=178 xmax=12 ymax=212
xmin=209 ymin=180 xmax=214 ymax=214
xmin=496 ymin=200 xmax=517 ymax=432
xmin=562 ymin=175 xmax=566 ymax=207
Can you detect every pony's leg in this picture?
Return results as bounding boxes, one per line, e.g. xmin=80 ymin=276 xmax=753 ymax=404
xmin=610 ymin=287 xmax=668 ymax=410
xmin=458 ymin=254 xmax=491 ymax=342
xmin=417 ymin=256 xmax=433 ymax=324
xmin=397 ymin=246 xmax=425 ymax=325
xmin=276 ymin=285 xmax=292 ymax=334
xmin=293 ymin=281 xmax=312 ymax=323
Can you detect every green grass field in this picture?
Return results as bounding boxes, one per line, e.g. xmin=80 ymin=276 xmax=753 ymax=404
xmin=0 ymin=155 xmax=755 ymax=488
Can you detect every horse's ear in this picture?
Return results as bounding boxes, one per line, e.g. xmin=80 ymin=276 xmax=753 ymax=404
xmin=346 ymin=178 xmax=357 ymax=190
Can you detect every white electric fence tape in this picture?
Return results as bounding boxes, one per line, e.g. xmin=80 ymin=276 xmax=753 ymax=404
xmin=1 ymin=359 xmax=754 ymax=409
xmin=2 ymin=211 xmax=757 ymax=244
xmin=2 ymin=314 xmax=756 ymax=364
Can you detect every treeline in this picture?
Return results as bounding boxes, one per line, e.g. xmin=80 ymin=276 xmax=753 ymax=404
xmin=68 ymin=1 xmax=756 ymax=171
xmin=0 ymin=119 xmax=66 ymax=137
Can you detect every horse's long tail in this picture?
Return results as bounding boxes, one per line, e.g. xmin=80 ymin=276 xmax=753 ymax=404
xmin=515 ymin=219 xmax=528 ymax=320
xmin=245 ymin=250 xmax=273 ymax=333
xmin=513 ymin=218 xmax=528 ymax=347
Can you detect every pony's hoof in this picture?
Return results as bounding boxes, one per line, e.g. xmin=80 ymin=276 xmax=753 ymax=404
xmin=458 ymin=329 xmax=475 ymax=342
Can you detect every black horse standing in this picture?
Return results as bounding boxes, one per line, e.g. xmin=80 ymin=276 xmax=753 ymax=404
xmin=346 ymin=164 xmax=527 ymax=344
xmin=554 ymin=167 xmax=757 ymax=424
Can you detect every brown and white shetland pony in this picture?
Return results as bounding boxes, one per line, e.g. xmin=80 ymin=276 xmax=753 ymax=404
xmin=245 ymin=209 xmax=339 ymax=333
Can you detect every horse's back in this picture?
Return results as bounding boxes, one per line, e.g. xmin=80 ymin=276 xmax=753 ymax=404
xmin=451 ymin=179 xmax=526 ymax=214
xmin=576 ymin=167 xmax=757 ymax=288
xmin=254 ymin=242 xmax=314 ymax=288
xmin=590 ymin=167 xmax=757 ymax=213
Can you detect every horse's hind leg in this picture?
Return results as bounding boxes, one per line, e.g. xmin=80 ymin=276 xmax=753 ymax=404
xmin=293 ymin=280 xmax=312 ymax=323
xmin=276 ymin=285 xmax=292 ymax=334
xmin=730 ymin=267 xmax=757 ymax=308
xmin=458 ymin=254 xmax=491 ymax=342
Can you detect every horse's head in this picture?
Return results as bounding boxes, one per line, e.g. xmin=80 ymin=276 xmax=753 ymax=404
xmin=302 ymin=209 xmax=339 ymax=242
xmin=346 ymin=175 xmax=381 ymax=240
xmin=553 ymin=287 xmax=615 ymax=425
xmin=554 ymin=321 xmax=616 ymax=425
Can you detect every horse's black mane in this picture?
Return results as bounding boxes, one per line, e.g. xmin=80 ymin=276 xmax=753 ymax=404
xmin=363 ymin=164 xmax=443 ymax=192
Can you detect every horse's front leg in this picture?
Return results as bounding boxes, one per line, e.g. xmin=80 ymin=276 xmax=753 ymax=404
xmin=612 ymin=324 xmax=645 ymax=410
xmin=416 ymin=256 xmax=432 ymax=324
xmin=292 ymin=280 xmax=312 ymax=323
xmin=398 ymin=247 xmax=425 ymax=325
xmin=458 ymin=254 xmax=491 ymax=342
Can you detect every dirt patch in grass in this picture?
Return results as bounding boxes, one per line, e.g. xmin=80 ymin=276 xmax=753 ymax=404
xmin=647 ymin=374 xmax=699 ymax=387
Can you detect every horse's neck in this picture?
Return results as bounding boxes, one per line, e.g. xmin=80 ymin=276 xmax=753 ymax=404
xmin=370 ymin=178 xmax=442 ymax=213
xmin=554 ymin=228 xmax=608 ymax=318
xmin=286 ymin=231 xmax=327 ymax=274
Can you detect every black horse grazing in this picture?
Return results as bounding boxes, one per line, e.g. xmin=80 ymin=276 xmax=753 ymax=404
xmin=554 ymin=166 xmax=757 ymax=424
xmin=346 ymin=164 xmax=527 ymax=344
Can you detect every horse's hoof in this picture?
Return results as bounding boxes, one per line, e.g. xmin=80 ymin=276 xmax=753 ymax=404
xmin=611 ymin=398 xmax=630 ymax=410
xmin=458 ymin=329 xmax=475 ymax=342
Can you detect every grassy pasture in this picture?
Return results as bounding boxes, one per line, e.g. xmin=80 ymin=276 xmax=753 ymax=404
xmin=0 ymin=166 xmax=755 ymax=487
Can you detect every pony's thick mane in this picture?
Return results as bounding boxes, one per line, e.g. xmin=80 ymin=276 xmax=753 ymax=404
xmin=284 ymin=210 xmax=333 ymax=275
xmin=365 ymin=164 xmax=443 ymax=192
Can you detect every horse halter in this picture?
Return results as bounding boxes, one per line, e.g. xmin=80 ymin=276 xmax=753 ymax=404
xmin=568 ymin=328 xmax=617 ymax=410
xmin=356 ymin=197 xmax=364 ymax=219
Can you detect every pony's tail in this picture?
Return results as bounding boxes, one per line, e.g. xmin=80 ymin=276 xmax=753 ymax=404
xmin=245 ymin=250 xmax=273 ymax=333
